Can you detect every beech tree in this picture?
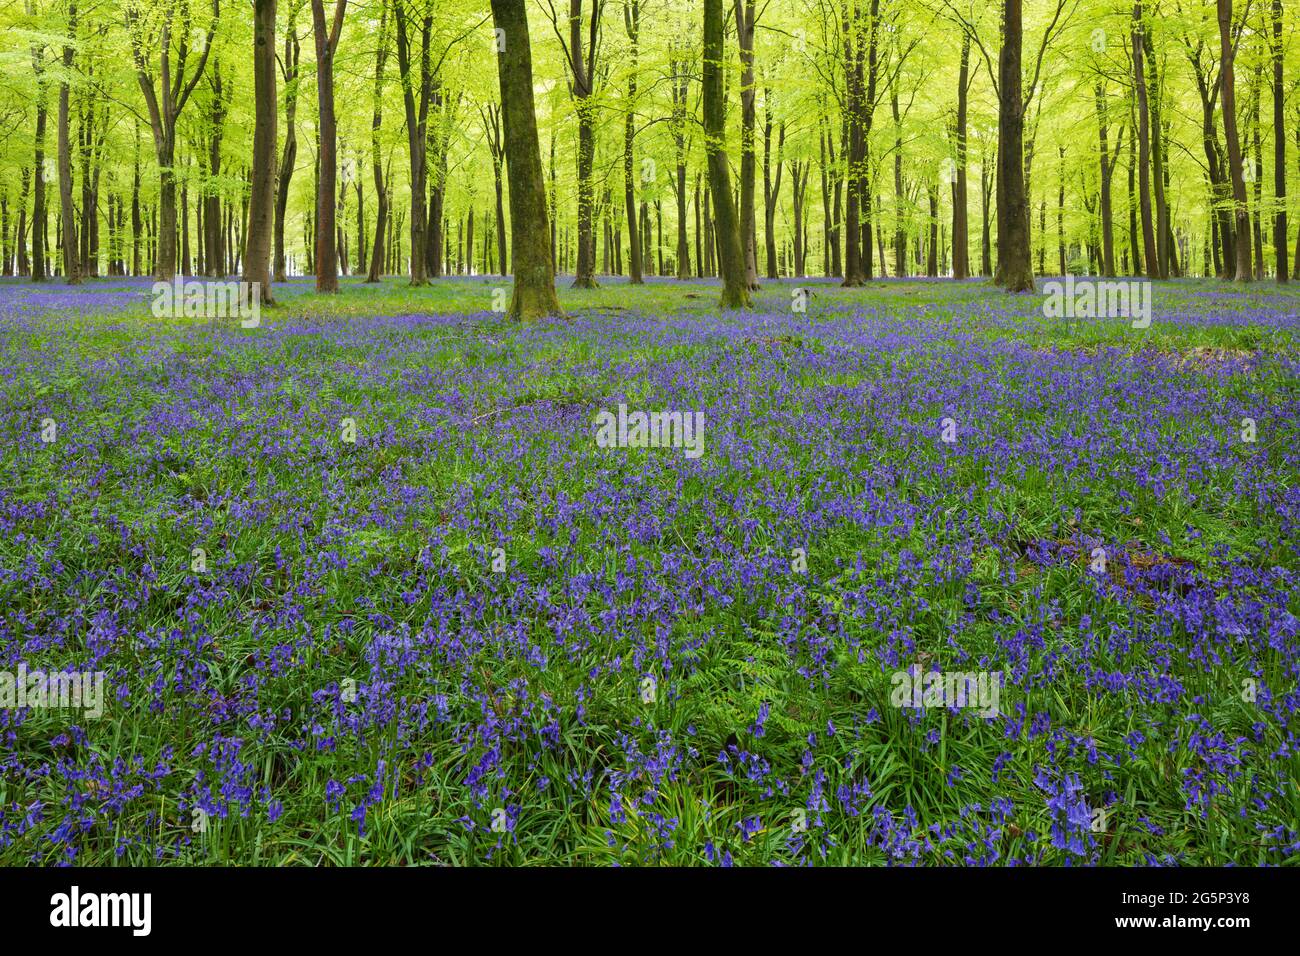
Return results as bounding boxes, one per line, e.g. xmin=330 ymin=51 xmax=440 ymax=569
xmin=274 ymin=1 xmax=302 ymax=283
xmin=1271 ymin=0 xmax=1286 ymax=283
xmin=57 ymin=0 xmax=79 ymax=284
xmin=242 ymin=0 xmax=276 ymax=303
xmin=1217 ymin=0 xmax=1251 ymax=282
xmin=491 ymin=0 xmax=562 ymax=319
xmin=704 ymin=0 xmax=750 ymax=308
xmin=545 ymin=0 xmax=604 ymax=289
xmin=125 ymin=0 xmax=219 ymax=281
xmin=393 ymin=0 xmax=435 ymax=285
xmin=310 ymin=0 xmax=345 ymax=293
xmin=623 ymin=0 xmax=644 ymax=284
xmin=365 ymin=0 xmax=389 ymax=284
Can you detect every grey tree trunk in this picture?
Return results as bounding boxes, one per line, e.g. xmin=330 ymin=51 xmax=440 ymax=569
xmin=310 ymin=0 xmax=346 ymax=293
xmin=57 ymin=1 xmax=79 ymax=284
xmin=127 ymin=0 xmax=217 ymax=281
xmin=243 ymin=0 xmax=277 ymax=303
xmin=275 ymin=20 xmax=300 ymax=282
xmin=763 ymin=105 xmax=783 ymax=279
xmin=952 ymin=33 xmax=970 ymax=279
xmin=366 ymin=0 xmax=389 ymax=283
xmin=704 ymin=0 xmax=750 ymax=308
xmin=624 ymin=2 xmax=644 ymax=283
xmin=735 ymin=0 xmax=760 ymax=289
xmin=996 ymin=0 xmax=1033 ymax=291
xmin=1279 ymin=0 xmax=1289 ymax=282
xmin=1095 ymin=83 xmax=1119 ymax=276
xmin=1217 ymin=0 xmax=1252 ymax=281
xmin=1133 ymin=4 xmax=1159 ymax=280
xmin=490 ymin=0 xmax=563 ymax=319
xmin=395 ymin=0 xmax=433 ymax=285
xmin=1143 ymin=26 xmax=1169 ymax=278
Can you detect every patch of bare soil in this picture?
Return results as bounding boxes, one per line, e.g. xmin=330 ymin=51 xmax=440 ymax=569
xmin=1170 ymin=345 xmax=1256 ymax=369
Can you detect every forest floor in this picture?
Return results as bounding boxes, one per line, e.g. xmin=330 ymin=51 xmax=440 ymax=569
xmin=1 ymin=274 xmax=1297 ymax=864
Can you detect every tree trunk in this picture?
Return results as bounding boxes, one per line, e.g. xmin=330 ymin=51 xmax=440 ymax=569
xmin=131 ymin=129 xmax=142 ymax=276
xmin=1095 ymin=84 xmax=1117 ymax=276
xmin=763 ymin=106 xmax=783 ymax=279
xmin=820 ymin=126 xmax=832 ymax=276
xmin=365 ymin=1 xmax=388 ymax=283
xmin=996 ymin=0 xmax=1033 ymax=291
xmin=1279 ymin=0 xmax=1289 ymax=282
xmin=466 ymin=207 xmax=474 ymax=275
xmin=275 ymin=19 xmax=300 ymax=282
xmin=482 ymin=103 xmax=507 ymax=276
xmin=640 ymin=201 xmax=651 ymax=274
xmin=1189 ymin=46 xmax=1233 ymax=277
xmin=1057 ymin=147 xmax=1066 ymax=273
xmin=493 ymin=164 xmax=506 ymax=275
xmin=128 ymin=1 xmax=217 ymax=281
xmin=429 ymin=101 xmax=453 ymax=279
xmin=57 ymin=1 xmax=80 ymax=285
xmin=1132 ymin=4 xmax=1159 ymax=280
xmin=980 ymin=141 xmax=993 ymax=276
xmin=671 ymin=36 xmax=691 ymax=279
xmin=952 ymin=32 xmax=970 ymax=279
xmin=705 ymin=0 xmax=750 ymax=308
xmin=1143 ymin=26 xmax=1169 ymax=278
xmin=243 ymin=0 xmax=277 ymax=303
xmin=78 ymin=98 xmax=106 ymax=277
xmin=655 ymin=199 xmax=664 ymax=274
xmin=694 ymin=176 xmax=703 ymax=277
xmin=624 ymin=2 xmax=644 ymax=283
xmin=181 ymin=169 xmax=191 ymax=276
xmin=206 ymin=70 xmax=226 ymax=277
xmin=735 ymin=0 xmax=760 ymax=289
xmin=16 ymin=167 xmax=30 ymax=276
xmin=562 ymin=0 xmax=599 ymax=289
xmin=395 ymin=0 xmax=432 ymax=285
xmin=843 ymin=0 xmax=880 ymax=285
xmin=1250 ymin=69 xmax=1264 ymax=279
xmin=926 ymin=180 xmax=938 ymax=276
xmin=311 ymin=0 xmax=346 ymax=293
xmin=1217 ymin=0 xmax=1252 ymax=281
xmin=31 ymin=37 xmax=48 ymax=282
xmin=892 ymin=90 xmax=905 ymax=276
xmin=791 ymin=159 xmax=808 ymax=277
xmin=491 ymin=0 xmax=562 ymax=319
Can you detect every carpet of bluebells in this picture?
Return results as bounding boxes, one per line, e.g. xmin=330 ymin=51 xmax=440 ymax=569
xmin=1 ymin=275 xmax=1298 ymax=866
